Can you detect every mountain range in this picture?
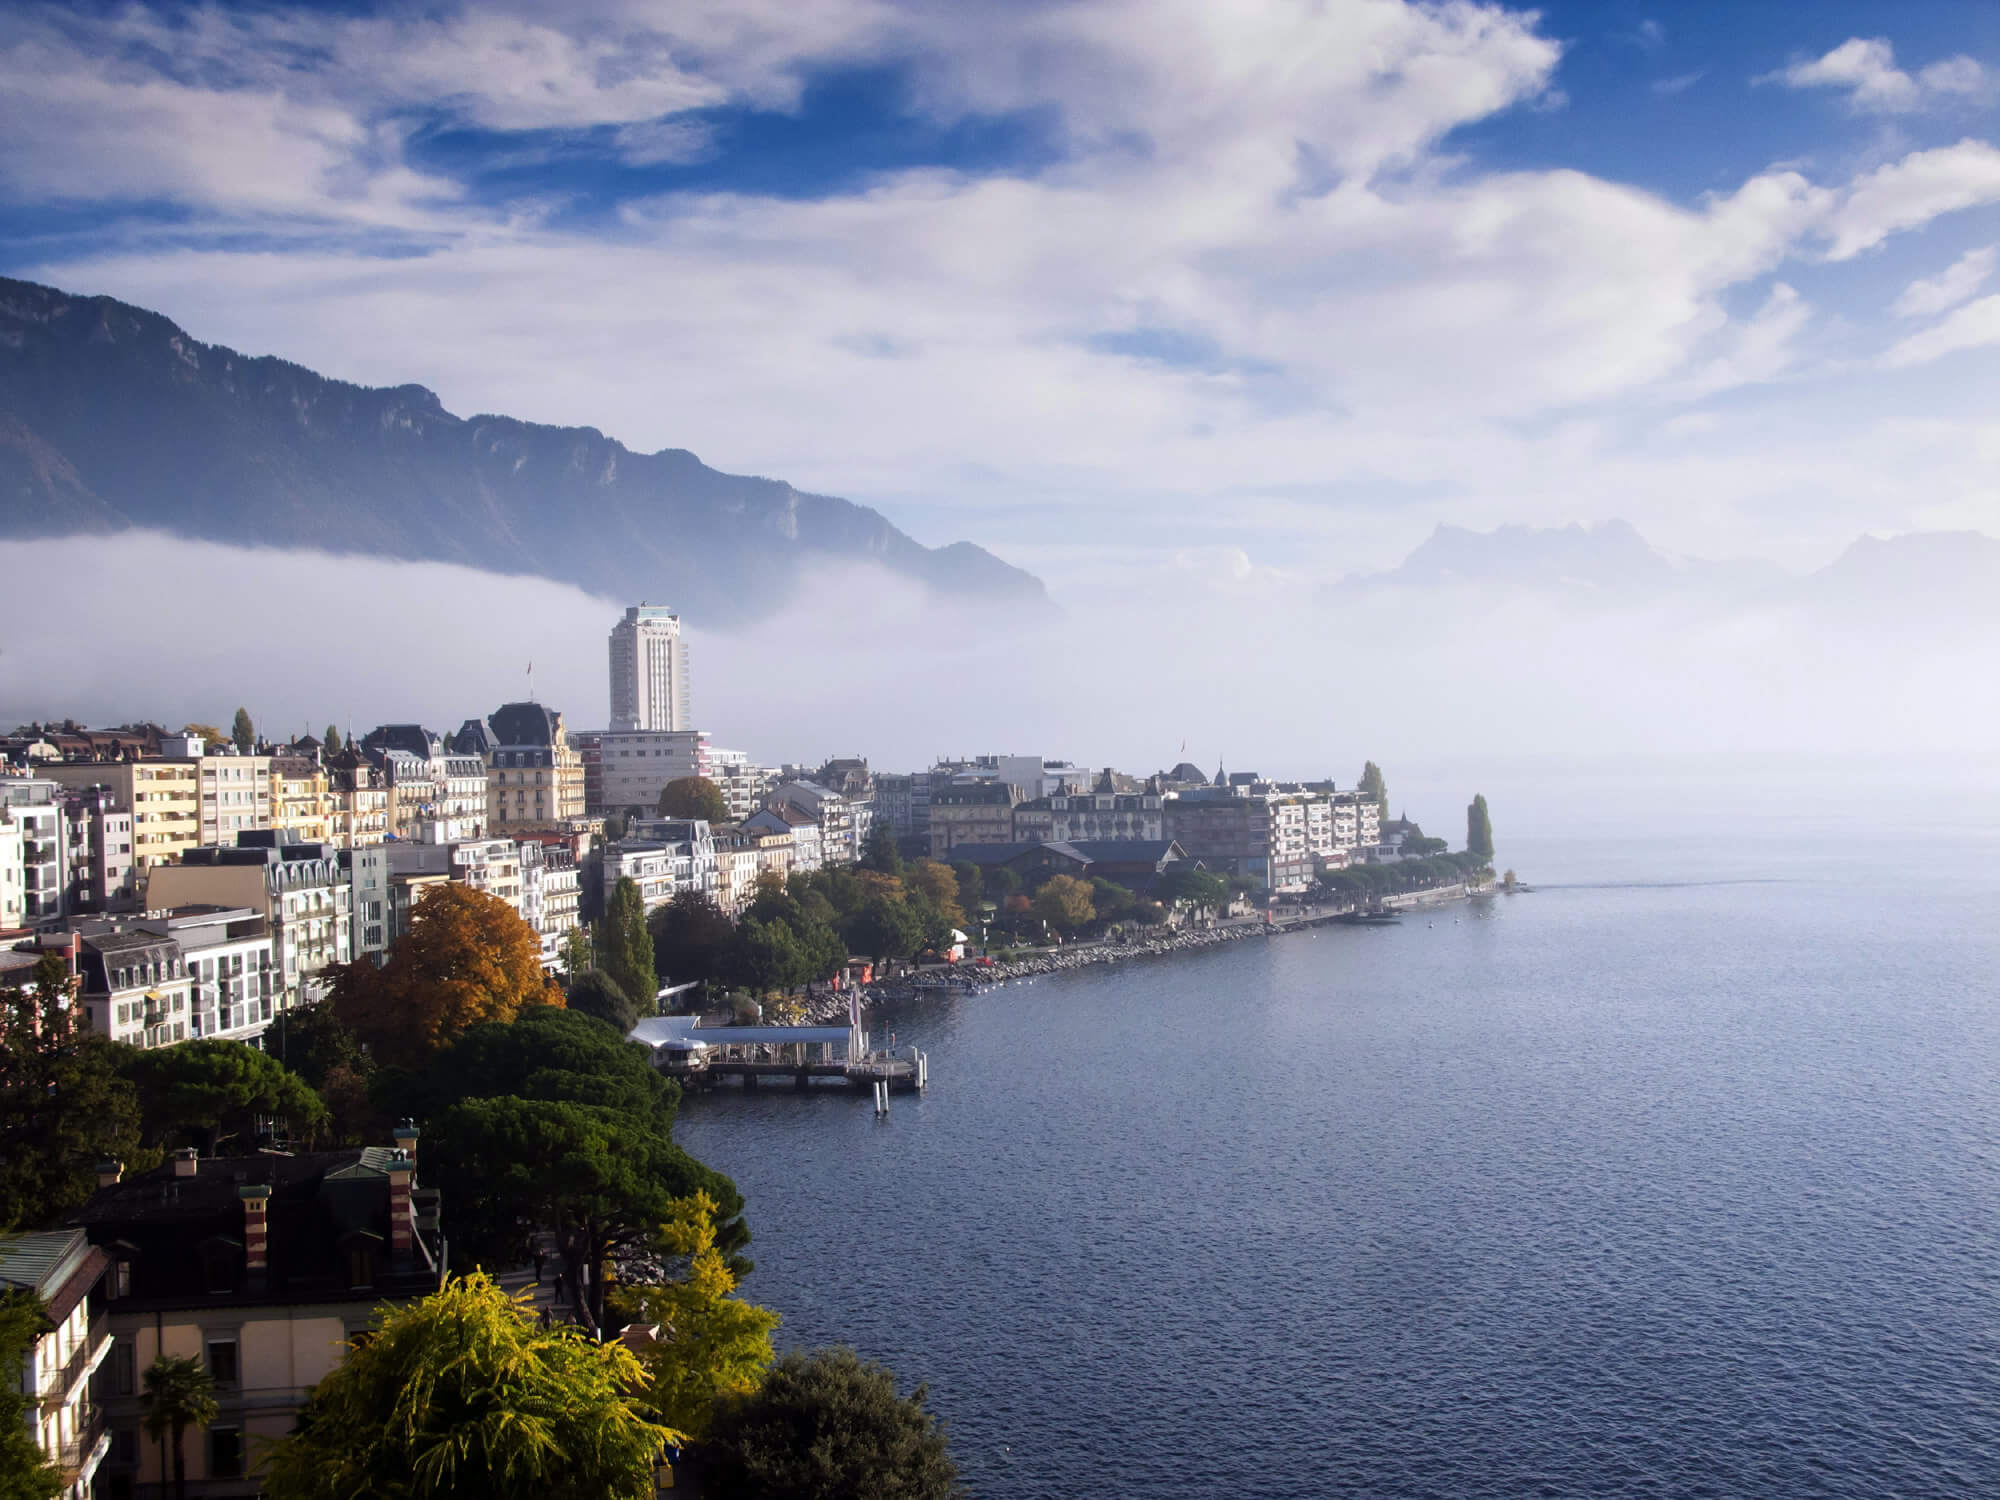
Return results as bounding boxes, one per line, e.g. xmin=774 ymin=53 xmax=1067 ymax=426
xmin=1335 ymin=518 xmax=2000 ymax=623
xmin=0 ymin=278 xmax=1046 ymax=622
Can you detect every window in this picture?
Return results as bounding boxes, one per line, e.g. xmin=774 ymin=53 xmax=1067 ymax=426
xmin=111 ymin=1338 xmax=135 ymax=1394
xmin=206 ymin=1338 xmax=238 ymax=1387
xmin=208 ymin=1427 xmax=243 ymax=1479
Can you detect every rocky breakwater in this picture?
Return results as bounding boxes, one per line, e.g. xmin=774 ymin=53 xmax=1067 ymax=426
xmin=987 ymin=923 xmax=1266 ymax=981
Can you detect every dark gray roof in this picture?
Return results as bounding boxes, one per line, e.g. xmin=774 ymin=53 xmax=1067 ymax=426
xmin=0 ymin=1228 xmax=91 ymax=1297
xmin=488 ymin=701 xmax=563 ymax=748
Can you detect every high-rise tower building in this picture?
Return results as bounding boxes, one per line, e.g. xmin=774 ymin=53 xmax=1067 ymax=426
xmin=608 ymin=605 xmax=690 ymax=732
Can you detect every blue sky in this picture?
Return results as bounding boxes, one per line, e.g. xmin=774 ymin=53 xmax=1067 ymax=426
xmin=6 ymin=0 xmax=2000 ymax=598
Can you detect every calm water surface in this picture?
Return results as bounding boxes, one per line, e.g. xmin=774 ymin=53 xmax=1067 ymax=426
xmin=678 ymin=810 xmax=2000 ymax=1498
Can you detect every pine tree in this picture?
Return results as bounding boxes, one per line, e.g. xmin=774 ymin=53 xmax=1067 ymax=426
xmin=1467 ymin=793 xmax=1494 ymax=865
xmin=324 ymin=725 xmax=342 ymax=755
xmin=231 ymin=707 xmax=255 ymax=753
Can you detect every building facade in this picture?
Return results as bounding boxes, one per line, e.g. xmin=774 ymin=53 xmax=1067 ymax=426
xmin=579 ymin=729 xmax=713 ymax=816
xmin=608 ymin=604 xmax=690 ymax=732
xmin=0 ymin=1228 xmax=112 ymax=1500
xmin=194 ymin=753 xmax=272 ymax=849
xmin=75 ymin=1141 xmax=442 ymax=1500
xmin=59 ymin=786 xmax=136 ymax=917
xmin=485 ymin=703 xmax=586 ymax=834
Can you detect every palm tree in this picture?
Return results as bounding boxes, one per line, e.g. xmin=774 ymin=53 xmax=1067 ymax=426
xmin=141 ymin=1354 xmax=217 ymax=1500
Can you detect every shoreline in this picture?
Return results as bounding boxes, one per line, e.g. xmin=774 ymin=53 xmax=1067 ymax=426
xmin=863 ymin=881 xmax=1485 ymax=997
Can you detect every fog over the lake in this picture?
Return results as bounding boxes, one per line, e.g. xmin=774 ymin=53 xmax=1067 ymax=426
xmin=6 ymin=530 xmax=1996 ymax=834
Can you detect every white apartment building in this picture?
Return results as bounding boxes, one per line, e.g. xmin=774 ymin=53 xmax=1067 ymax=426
xmin=0 ymin=779 xmax=67 ymax=922
xmin=144 ymin=837 xmax=351 ymax=1010
xmin=76 ymin=929 xmax=192 ymax=1048
xmin=709 ymin=748 xmax=772 ymax=822
xmin=349 ymin=843 xmax=391 ymax=962
xmin=538 ymin=845 xmax=581 ymax=967
xmin=0 ymin=1228 xmax=112 ymax=1500
xmin=450 ymin=838 xmax=524 ymax=916
xmin=588 ymin=729 xmax=713 ymax=816
xmin=609 ymin=604 xmax=690 ymax=732
xmin=743 ymin=805 xmax=821 ymax=872
xmin=144 ymin=906 xmax=277 ymax=1043
xmin=195 ymin=750 xmax=273 ymax=848
xmin=0 ymin=810 xmax=23 ymax=932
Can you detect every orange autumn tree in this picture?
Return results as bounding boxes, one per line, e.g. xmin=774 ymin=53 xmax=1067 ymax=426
xmin=328 ymin=884 xmax=561 ymax=1069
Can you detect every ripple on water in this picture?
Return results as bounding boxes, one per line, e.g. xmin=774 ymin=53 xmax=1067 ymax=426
xmin=677 ymin=852 xmax=2000 ymax=1499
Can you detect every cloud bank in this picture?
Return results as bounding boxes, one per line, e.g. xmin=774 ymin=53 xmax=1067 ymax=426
xmin=6 ymin=536 xmax=1996 ymax=827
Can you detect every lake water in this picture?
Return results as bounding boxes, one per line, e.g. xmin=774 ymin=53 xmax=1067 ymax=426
xmin=677 ymin=763 xmax=2000 ymax=1498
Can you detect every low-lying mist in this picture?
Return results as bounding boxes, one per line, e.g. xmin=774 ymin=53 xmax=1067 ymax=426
xmin=4 ymin=532 xmax=1997 ymax=835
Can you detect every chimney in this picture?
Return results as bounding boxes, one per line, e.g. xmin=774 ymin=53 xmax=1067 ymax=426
xmin=172 ymin=1148 xmax=198 ymax=1178
xmin=385 ymin=1150 xmax=414 ymax=1259
xmin=96 ymin=1159 xmax=123 ymax=1188
xmin=239 ymin=1184 xmax=270 ymax=1289
xmin=392 ymin=1120 xmax=419 ymax=1166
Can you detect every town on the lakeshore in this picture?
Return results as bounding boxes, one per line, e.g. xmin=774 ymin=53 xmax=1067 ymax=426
xmin=0 ymin=600 xmax=1493 ymax=1500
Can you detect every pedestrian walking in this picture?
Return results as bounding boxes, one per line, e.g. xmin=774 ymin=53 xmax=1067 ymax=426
xmin=533 ymin=1247 xmax=545 ymax=1284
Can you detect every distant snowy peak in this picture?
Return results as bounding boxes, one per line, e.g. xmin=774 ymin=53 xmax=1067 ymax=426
xmin=1334 ymin=521 xmax=2000 ymax=620
xmin=1339 ymin=519 xmax=1782 ymax=601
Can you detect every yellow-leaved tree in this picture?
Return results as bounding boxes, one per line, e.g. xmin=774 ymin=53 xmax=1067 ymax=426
xmin=261 ymin=1272 xmax=674 ymax=1500
xmin=614 ymin=1191 xmax=779 ymax=1440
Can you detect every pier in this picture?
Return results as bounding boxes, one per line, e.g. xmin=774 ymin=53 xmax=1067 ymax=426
xmin=626 ymin=1014 xmax=929 ymax=1095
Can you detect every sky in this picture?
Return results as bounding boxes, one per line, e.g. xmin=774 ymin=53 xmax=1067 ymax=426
xmin=5 ymin=1 xmax=2000 ymax=801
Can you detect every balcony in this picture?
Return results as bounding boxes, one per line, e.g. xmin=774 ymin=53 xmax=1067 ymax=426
xmin=56 ymin=1400 xmax=108 ymax=1486
xmin=41 ymin=1320 xmax=109 ymax=1413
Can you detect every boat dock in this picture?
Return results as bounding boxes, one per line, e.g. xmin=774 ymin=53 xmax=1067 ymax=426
xmin=626 ymin=1015 xmax=930 ymax=1095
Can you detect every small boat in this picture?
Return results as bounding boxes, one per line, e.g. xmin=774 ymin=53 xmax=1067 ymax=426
xmin=1335 ymin=909 xmax=1401 ymax=925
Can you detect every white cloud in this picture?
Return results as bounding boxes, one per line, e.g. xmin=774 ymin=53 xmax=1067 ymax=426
xmin=12 ymin=1 xmax=2000 ymax=591
xmin=1881 ymin=293 xmax=2000 ymax=367
xmin=1766 ymin=36 xmax=1987 ymax=115
xmin=1823 ymin=140 xmax=2000 ymax=260
xmin=1893 ymin=244 xmax=1997 ymax=316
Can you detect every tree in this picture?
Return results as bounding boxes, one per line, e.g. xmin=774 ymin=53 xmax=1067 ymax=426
xmin=658 ymin=776 xmax=729 ymax=823
xmin=703 ymin=1347 xmax=962 ymax=1500
xmin=272 ymin=1004 xmax=375 ymax=1144
xmin=951 ymin=861 xmax=983 ymax=913
xmin=615 ymin=1192 xmax=778 ymax=1440
xmin=860 ymin=822 xmax=903 ymax=876
xmin=1467 ymin=793 xmax=1494 ymax=865
xmin=566 ymin=969 xmax=637 ymax=1036
xmin=323 ymin=724 xmax=342 ymax=755
xmin=844 ymin=896 xmax=921 ymax=966
xmin=328 ymin=884 xmax=560 ymax=1070
xmin=123 ymin=1039 xmax=326 ymax=1154
xmin=180 ymin=723 xmax=226 ymax=751
xmin=142 ymin=1353 xmax=218 ymax=1500
xmin=596 ymin=877 xmax=656 ymax=1017
xmin=559 ymin=925 xmax=592 ymax=981
xmin=0 ymin=1292 xmax=60 ymax=1500
xmin=231 ymin=707 xmax=254 ymax=754
xmin=0 ymin=952 xmax=145 ymax=1231
xmin=985 ymin=866 xmax=1021 ymax=905
xmin=260 ymin=1272 xmax=673 ymax=1500
xmin=725 ymin=918 xmax=807 ymax=996
xmin=1358 ymin=761 xmax=1389 ymax=820
xmin=1032 ymin=875 xmax=1096 ymax=934
xmin=907 ymin=859 xmax=965 ymax=926
xmin=427 ymin=1096 xmax=741 ymax=1337
xmin=1154 ymin=868 xmax=1228 ymax=913
xmin=649 ymin=890 xmax=735 ymax=988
